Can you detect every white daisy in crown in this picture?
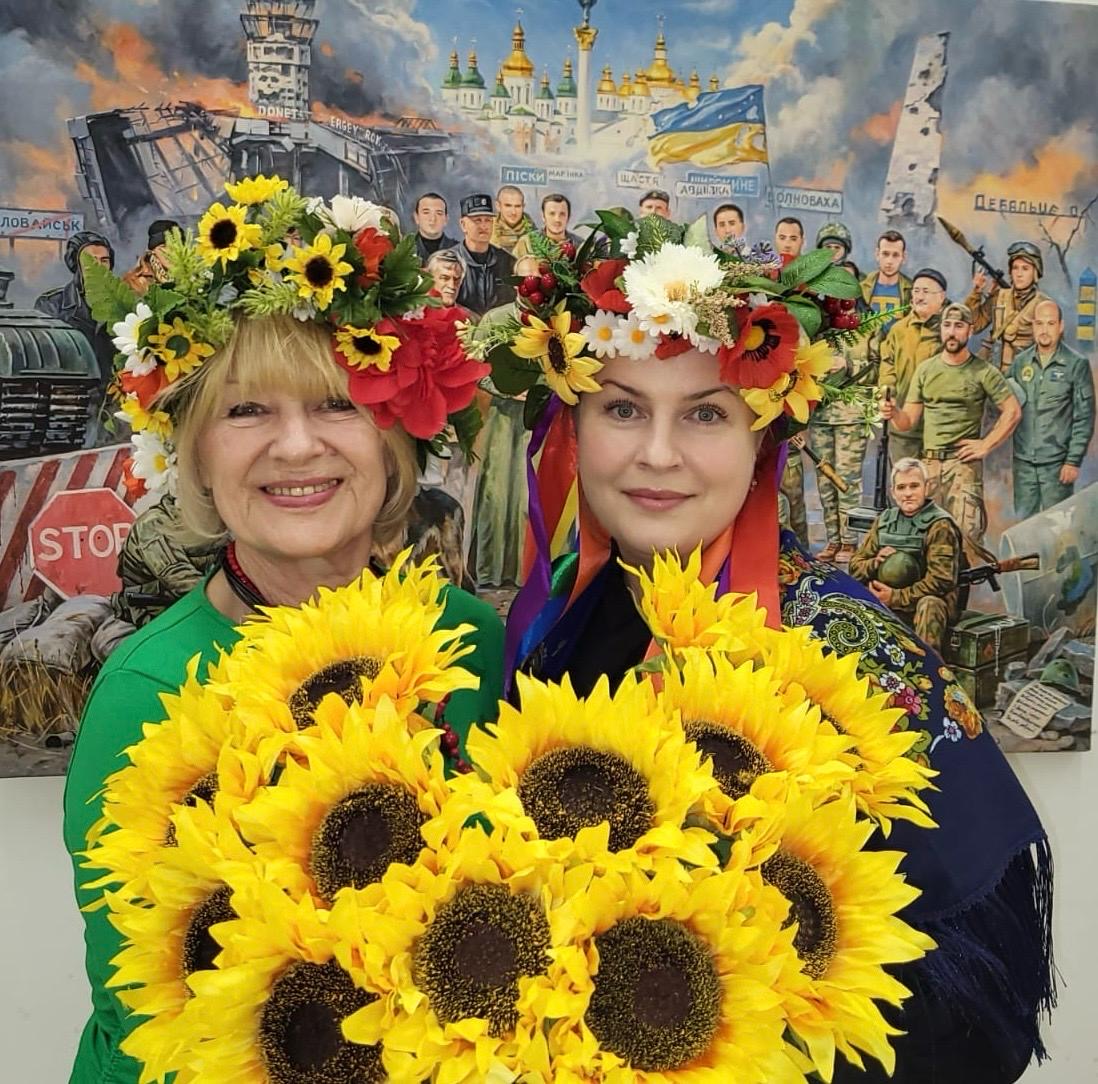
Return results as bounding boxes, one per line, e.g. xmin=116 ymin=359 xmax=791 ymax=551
xmin=580 ymin=309 xmax=621 ymax=359
xmin=112 ymin=303 xmax=154 ymax=368
xmin=130 ymin=429 xmax=177 ymax=496
xmin=612 ymin=311 xmax=658 ymax=360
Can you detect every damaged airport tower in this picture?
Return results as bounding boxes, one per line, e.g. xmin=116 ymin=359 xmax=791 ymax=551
xmin=67 ymin=0 xmax=456 ymax=239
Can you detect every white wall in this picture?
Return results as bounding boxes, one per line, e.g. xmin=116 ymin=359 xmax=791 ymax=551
xmin=1 ymin=749 xmax=1096 ymax=1082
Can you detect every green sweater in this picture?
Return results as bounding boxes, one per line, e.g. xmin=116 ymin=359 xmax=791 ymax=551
xmin=62 ymin=579 xmax=503 ymax=1083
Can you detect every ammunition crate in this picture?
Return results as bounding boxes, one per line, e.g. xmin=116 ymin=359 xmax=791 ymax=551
xmin=944 ymin=612 xmax=1030 ymax=670
xmin=951 ymin=649 xmax=1028 ymax=709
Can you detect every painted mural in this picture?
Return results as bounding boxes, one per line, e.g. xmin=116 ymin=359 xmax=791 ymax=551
xmin=0 ymin=0 xmax=1095 ymax=775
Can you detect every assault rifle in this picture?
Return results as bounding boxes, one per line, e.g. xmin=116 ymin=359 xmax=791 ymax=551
xmin=958 ymin=554 xmax=1040 ymax=592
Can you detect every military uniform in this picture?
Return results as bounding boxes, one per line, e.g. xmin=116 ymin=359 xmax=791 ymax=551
xmin=112 ymin=497 xmax=220 ymax=626
xmin=848 ymin=500 xmax=961 ymax=651
xmin=810 ymin=339 xmax=871 ymax=551
xmin=877 ymin=309 xmax=943 ymax=464
xmin=779 ymin=452 xmax=808 ymax=548
xmin=454 ymin=242 xmax=515 ymax=317
xmin=909 ymin=353 xmax=1014 ymax=544
xmin=964 ymin=242 xmax=1051 ymax=372
xmin=860 ymin=269 xmax=912 ymax=343
xmin=1008 ymin=339 xmax=1096 ymax=516
xmin=490 ymin=213 xmax=535 ymax=255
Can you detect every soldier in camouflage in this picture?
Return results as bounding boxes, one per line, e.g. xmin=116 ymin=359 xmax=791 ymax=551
xmin=876 ymin=268 xmax=948 ymax=465
xmin=883 ymin=303 xmax=1021 ymax=545
xmin=848 ymin=457 xmax=962 ymax=651
xmin=810 ymin=332 xmax=871 ymax=562
xmin=965 ymin=241 xmax=1052 ymax=371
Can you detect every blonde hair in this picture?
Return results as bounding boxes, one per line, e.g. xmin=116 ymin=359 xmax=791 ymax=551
xmin=160 ymin=315 xmax=416 ymax=547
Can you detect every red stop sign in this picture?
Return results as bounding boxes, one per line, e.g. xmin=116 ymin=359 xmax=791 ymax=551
xmin=29 ymin=488 xmax=136 ymax=599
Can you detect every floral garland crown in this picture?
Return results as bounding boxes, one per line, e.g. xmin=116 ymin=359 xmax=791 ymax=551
xmin=84 ymin=174 xmax=488 ymax=498
xmin=460 ymin=210 xmax=892 ymax=432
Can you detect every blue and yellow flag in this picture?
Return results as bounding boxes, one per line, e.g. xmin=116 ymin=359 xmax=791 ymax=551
xmin=648 ymin=84 xmax=768 ymax=168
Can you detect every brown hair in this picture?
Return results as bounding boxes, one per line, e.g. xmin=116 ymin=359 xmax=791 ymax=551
xmin=159 ymin=315 xmax=416 ymax=547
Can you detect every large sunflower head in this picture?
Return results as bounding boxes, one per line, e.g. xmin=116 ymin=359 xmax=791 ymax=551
xmin=82 ymin=657 xmax=271 ymax=901
xmin=233 ymin=697 xmax=456 ymax=905
xmin=110 ymin=800 xmax=309 ymax=1081
xmin=511 ymin=304 xmax=603 ymax=405
xmin=334 ymin=324 xmax=402 ymax=373
xmin=452 ymin=670 xmax=722 ymax=872
xmin=545 ymin=859 xmax=803 ymax=1082
xmin=624 ymin=545 xmax=769 ymax=660
xmin=332 ymin=827 xmax=571 ymax=1082
xmin=762 ymin=625 xmax=937 ymax=833
xmin=196 ymin=201 xmax=263 ymax=267
xmin=146 ymin=316 xmax=216 ymax=383
xmin=181 ymin=868 xmax=385 ymax=1083
xmin=657 ymin=649 xmax=852 ymax=833
xmin=748 ymin=787 xmax=935 ymax=1081
xmin=221 ymin=554 xmax=478 ymax=754
xmin=283 ymin=231 xmax=354 ymax=310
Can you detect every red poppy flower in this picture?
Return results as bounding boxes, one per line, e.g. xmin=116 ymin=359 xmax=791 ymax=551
xmin=654 ymin=333 xmax=693 ymax=359
xmin=336 ymin=306 xmax=490 ymax=439
xmin=119 ymin=366 xmax=168 ymax=408
xmin=352 ymin=226 xmax=394 ymax=288
xmin=121 ymin=458 xmax=148 ymax=502
xmin=580 ymin=258 xmax=631 ymax=314
xmin=718 ymin=302 xmax=800 ymax=389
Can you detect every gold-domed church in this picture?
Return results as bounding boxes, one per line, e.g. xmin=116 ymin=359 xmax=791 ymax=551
xmin=440 ymin=18 xmax=718 ymax=157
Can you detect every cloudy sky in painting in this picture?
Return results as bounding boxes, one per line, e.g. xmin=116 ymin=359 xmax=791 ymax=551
xmin=0 ymin=0 xmax=1095 ymax=297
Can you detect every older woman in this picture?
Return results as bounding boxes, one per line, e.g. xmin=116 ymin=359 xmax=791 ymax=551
xmin=63 ymin=184 xmax=503 ymax=1084
xmin=501 ymin=230 xmax=1052 ymax=1083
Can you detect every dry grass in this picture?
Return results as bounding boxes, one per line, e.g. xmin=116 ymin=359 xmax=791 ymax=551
xmin=0 ymin=658 xmax=95 ymax=739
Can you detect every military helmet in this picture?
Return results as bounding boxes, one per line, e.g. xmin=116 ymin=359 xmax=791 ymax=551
xmin=1039 ymin=658 xmax=1080 ymax=694
xmin=877 ymin=551 xmax=924 ymax=589
xmin=64 ymin=229 xmax=115 ymax=273
xmin=1006 ymin=240 xmax=1043 ymax=279
xmin=816 ymin=221 xmax=852 ymax=256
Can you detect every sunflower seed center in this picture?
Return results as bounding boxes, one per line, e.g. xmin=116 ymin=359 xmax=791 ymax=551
xmin=209 ymin=219 xmax=238 ymax=248
xmin=587 ymin=916 xmax=721 ymax=1072
xmin=546 ymin=335 xmax=569 ymax=373
xmin=288 ymin=656 xmax=382 ymax=729
xmin=518 ymin=745 xmax=654 ymax=852
xmin=181 ymin=885 xmax=235 ymax=977
xmin=762 ymin=849 xmax=838 ymax=979
xmin=353 ymin=335 xmax=382 ymax=354
xmin=310 ymin=783 xmax=426 ymax=902
xmin=165 ymin=770 xmax=220 ymax=845
xmin=259 ymin=960 xmax=382 ymax=1084
xmin=684 ymin=720 xmax=771 ymax=800
xmin=305 ymin=255 xmax=335 ymax=288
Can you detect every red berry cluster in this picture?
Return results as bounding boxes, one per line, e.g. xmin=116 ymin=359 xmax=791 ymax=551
xmin=822 ymin=295 xmax=860 ymax=330
xmin=516 ymin=265 xmax=558 ymax=310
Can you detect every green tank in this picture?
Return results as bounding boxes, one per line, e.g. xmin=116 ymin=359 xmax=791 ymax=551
xmin=877 ymin=551 xmax=923 ymax=588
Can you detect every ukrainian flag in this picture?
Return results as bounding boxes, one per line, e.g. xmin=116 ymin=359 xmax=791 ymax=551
xmin=648 ymin=84 xmax=768 ymax=168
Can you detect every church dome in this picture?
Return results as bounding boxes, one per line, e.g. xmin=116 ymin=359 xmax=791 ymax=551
xmin=644 ymin=29 xmax=677 ymax=87
xmin=461 ymin=48 xmax=485 ymax=87
xmin=597 ymin=64 xmax=616 ymax=94
xmin=501 ymin=21 xmax=535 ymax=77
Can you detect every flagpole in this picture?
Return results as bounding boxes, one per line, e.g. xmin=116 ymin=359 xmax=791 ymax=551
xmin=761 ymin=86 xmax=775 ymax=212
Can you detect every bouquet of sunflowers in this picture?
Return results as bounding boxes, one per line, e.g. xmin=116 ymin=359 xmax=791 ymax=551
xmin=83 ymin=550 xmax=936 ymax=1083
